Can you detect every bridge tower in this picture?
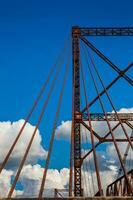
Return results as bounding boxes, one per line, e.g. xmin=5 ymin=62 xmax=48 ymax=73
xmin=71 ymin=26 xmax=133 ymax=197
xmin=72 ymin=27 xmax=82 ymax=196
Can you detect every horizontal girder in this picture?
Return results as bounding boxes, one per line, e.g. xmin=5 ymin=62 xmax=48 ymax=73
xmin=75 ymin=112 xmax=133 ymax=121
xmin=72 ymin=26 xmax=133 ymax=36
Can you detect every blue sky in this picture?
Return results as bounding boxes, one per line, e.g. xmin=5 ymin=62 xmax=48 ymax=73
xmin=0 ymin=0 xmax=133 ymax=170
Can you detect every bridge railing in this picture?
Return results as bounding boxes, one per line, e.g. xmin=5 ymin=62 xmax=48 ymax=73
xmin=106 ymin=169 xmax=133 ymax=196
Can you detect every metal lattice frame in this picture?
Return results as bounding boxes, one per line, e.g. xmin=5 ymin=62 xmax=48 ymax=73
xmin=72 ymin=28 xmax=82 ymax=196
xmin=71 ymin=26 xmax=133 ymax=196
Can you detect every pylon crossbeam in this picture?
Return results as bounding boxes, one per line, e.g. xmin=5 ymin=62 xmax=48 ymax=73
xmin=82 ymin=113 xmax=133 ymax=121
xmin=77 ymin=27 xmax=133 ymax=36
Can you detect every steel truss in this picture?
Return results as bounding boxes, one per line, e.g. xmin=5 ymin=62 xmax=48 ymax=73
xmin=72 ymin=26 xmax=133 ymax=196
xmin=79 ymin=113 xmax=133 ymax=121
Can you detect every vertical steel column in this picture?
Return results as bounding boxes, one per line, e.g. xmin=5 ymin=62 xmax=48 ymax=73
xmin=72 ymin=27 xmax=82 ymax=196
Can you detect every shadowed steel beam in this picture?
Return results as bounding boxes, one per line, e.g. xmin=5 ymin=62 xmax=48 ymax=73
xmin=117 ymin=130 xmax=133 ymax=178
xmin=102 ymin=138 xmax=133 ymax=142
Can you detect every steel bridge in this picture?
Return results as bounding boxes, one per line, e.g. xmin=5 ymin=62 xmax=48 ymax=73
xmin=0 ymin=26 xmax=133 ymax=199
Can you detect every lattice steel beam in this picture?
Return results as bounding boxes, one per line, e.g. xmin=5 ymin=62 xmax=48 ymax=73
xmin=81 ymin=113 xmax=133 ymax=121
xmin=72 ymin=27 xmax=82 ymax=196
xmin=73 ymin=26 xmax=133 ymax=36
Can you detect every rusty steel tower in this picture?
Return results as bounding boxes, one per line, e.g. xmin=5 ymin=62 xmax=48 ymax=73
xmin=71 ymin=26 xmax=133 ymax=196
xmin=72 ymin=27 xmax=82 ymax=196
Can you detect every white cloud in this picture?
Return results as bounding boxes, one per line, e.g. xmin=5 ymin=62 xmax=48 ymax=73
xmin=115 ymin=107 xmax=133 ymax=113
xmin=55 ymin=121 xmax=71 ymax=140
xmin=0 ymin=169 xmax=22 ymax=198
xmin=0 ymin=163 xmax=70 ymax=198
xmin=106 ymin=140 xmax=133 ymax=167
xmin=0 ymin=169 xmax=13 ymax=197
xmin=0 ymin=119 xmax=48 ymax=197
xmin=2 ymin=164 xmax=70 ymax=198
xmin=0 ymin=119 xmax=47 ymax=168
xmin=0 ymin=163 xmax=117 ymax=198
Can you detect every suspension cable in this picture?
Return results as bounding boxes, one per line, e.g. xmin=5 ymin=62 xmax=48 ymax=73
xmin=85 ymin=127 xmax=96 ymax=195
xmin=80 ymin=85 xmax=94 ymax=198
xmin=38 ymin=49 xmax=70 ymax=199
xmin=81 ymin=133 xmax=90 ymax=196
xmin=82 ymin=44 xmax=133 ymax=194
xmin=80 ymin=57 xmax=103 ymax=195
xmin=83 ymin=159 xmax=91 ymax=196
xmin=7 ymin=46 xmax=66 ymax=198
xmin=80 ymin=61 xmax=95 ymax=195
xmin=0 ymin=40 xmax=68 ymax=175
xmin=117 ymin=130 xmax=133 ymax=178
xmin=88 ymin=154 xmax=95 ymax=195
xmin=83 ymin=129 xmax=94 ymax=196
xmin=80 ymin=77 xmax=90 ymax=197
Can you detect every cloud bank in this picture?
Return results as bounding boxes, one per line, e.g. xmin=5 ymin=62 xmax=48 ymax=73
xmin=0 ymin=107 xmax=132 ymax=197
xmin=0 ymin=119 xmax=47 ymax=168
